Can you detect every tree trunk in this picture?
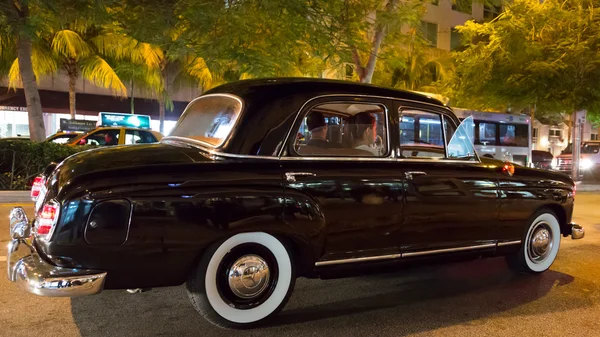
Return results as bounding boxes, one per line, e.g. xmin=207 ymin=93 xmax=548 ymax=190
xmin=130 ymin=80 xmax=135 ymax=114
xmin=17 ymin=34 xmax=46 ymax=141
xmin=68 ymin=70 xmax=77 ymax=119
xmin=361 ymin=27 xmax=386 ymax=83
xmin=350 ymin=0 xmax=397 ymax=84
xmin=158 ymin=97 xmax=165 ymax=134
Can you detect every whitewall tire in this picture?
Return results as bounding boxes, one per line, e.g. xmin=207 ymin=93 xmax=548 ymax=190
xmin=186 ymin=232 xmax=295 ymax=328
xmin=506 ymin=210 xmax=561 ymax=273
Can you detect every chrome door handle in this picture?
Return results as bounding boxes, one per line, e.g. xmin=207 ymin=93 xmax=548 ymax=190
xmin=405 ymin=171 xmax=427 ymax=180
xmin=285 ymin=172 xmax=316 ymax=182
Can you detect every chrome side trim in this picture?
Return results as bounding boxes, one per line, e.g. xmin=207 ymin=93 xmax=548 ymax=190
xmin=497 ymin=240 xmax=522 ymax=247
xmin=402 ymin=243 xmax=496 ymax=257
xmin=315 ymin=253 xmax=402 ymax=267
xmin=315 ymin=243 xmax=497 ymax=266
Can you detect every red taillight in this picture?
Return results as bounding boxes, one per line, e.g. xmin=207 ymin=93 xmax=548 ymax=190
xmin=31 ymin=176 xmax=44 ymax=201
xmin=36 ymin=200 xmax=60 ymax=241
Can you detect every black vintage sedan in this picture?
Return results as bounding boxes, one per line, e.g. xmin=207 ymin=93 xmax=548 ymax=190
xmin=8 ymin=78 xmax=584 ymax=328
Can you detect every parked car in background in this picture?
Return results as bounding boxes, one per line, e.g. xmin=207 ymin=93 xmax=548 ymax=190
xmin=1 ymin=132 xmax=82 ymax=144
xmin=8 ymin=78 xmax=584 ymax=329
xmin=67 ymin=113 xmax=163 ymax=147
xmin=554 ymin=141 xmax=600 ymax=178
xmin=532 ymin=150 xmax=554 ymax=170
xmin=46 ymin=131 xmax=83 ymax=144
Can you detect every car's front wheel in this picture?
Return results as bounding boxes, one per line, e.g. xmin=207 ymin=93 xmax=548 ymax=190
xmin=506 ymin=210 xmax=561 ymax=273
xmin=186 ymin=232 xmax=295 ymax=329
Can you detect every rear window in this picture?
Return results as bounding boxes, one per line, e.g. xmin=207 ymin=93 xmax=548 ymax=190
xmin=168 ymin=94 xmax=243 ymax=147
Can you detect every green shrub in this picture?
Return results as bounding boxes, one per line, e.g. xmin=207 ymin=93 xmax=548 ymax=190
xmin=0 ymin=140 xmax=91 ymax=190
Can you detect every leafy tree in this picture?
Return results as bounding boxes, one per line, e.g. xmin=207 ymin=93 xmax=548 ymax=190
xmin=108 ymin=1 xmax=216 ymax=132
xmin=449 ymin=0 xmax=600 ymax=123
xmin=372 ymin=28 xmax=454 ymax=93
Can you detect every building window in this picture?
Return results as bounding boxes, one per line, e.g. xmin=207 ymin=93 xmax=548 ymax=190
xmin=532 ymin=128 xmax=538 ymax=138
xmin=484 ymin=4 xmax=503 ymax=21
xmin=450 ymin=28 xmax=462 ymax=50
xmin=420 ymin=21 xmax=438 ymax=47
xmin=549 ymin=129 xmax=562 ymax=137
xmin=452 ymin=0 xmax=472 ymax=14
xmin=592 ymin=133 xmax=599 ymax=141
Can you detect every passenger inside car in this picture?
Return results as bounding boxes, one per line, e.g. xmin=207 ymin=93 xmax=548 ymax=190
xmin=295 ymin=103 xmax=387 ymax=157
xmin=305 ymin=112 xmax=343 ymax=149
xmin=350 ymin=112 xmax=379 ymax=156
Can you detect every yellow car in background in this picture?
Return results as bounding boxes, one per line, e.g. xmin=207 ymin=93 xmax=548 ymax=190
xmin=68 ymin=126 xmax=163 ymax=146
xmin=67 ymin=113 xmax=163 ymax=146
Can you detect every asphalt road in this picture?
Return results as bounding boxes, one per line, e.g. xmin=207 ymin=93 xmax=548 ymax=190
xmin=1 ymin=195 xmax=600 ymax=337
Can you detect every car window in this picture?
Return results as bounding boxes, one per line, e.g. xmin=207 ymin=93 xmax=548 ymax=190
xmin=292 ymin=102 xmax=388 ymax=157
xmin=476 ymin=122 xmax=497 ymax=145
xmin=49 ymin=135 xmax=77 ymax=144
xmin=446 ymin=116 xmax=477 ymax=161
xmin=125 ymin=130 xmax=157 ymax=144
xmin=499 ymin=123 xmax=528 ymax=147
xmin=77 ymin=130 xmax=120 ymax=146
xmin=399 ymin=110 xmax=445 ymax=158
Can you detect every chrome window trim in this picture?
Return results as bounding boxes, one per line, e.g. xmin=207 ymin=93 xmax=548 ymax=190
xmin=314 ymin=243 xmax=497 ymax=266
xmin=161 ymin=93 xmax=244 ymax=149
xmin=278 ymin=94 xmax=452 ymax=158
xmin=286 ymin=99 xmax=394 ymax=160
xmin=397 ymin=105 xmax=481 ymax=164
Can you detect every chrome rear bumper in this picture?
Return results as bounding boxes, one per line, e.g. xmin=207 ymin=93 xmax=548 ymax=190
xmin=571 ymin=223 xmax=585 ymax=240
xmin=7 ymin=207 xmax=107 ymax=297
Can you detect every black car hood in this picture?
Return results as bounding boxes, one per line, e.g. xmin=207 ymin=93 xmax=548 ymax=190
xmin=55 ymin=143 xmax=212 ymax=186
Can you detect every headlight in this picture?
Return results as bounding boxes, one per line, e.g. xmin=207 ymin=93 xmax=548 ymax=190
xmin=580 ymin=159 xmax=594 ymax=170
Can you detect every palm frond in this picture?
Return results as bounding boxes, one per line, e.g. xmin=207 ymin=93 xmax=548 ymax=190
xmin=7 ymin=59 xmax=21 ymax=90
xmin=7 ymin=48 xmax=58 ymax=89
xmin=92 ymin=32 xmax=163 ymax=69
xmin=185 ymin=56 xmax=213 ymax=89
xmin=51 ymin=30 xmax=92 ymax=60
xmin=81 ymin=55 xmax=127 ymax=97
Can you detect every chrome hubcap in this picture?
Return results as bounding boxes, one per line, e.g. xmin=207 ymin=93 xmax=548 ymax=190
xmin=228 ymin=254 xmax=270 ymax=299
xmin=528 ymin=222 xmax=553 ymax=263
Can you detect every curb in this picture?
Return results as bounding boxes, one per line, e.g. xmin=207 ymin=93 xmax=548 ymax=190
xmin=575 ymin=184 xmax=600 ymax=192
xmin=0 ymin=191 xmax=31 ymax=204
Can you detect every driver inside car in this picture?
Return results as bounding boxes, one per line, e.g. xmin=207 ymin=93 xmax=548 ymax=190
xmin=305 ymin=112 xmax=342 ymax=149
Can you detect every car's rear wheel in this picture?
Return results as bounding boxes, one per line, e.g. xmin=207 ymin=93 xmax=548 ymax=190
xmin=186 ymin=232 xmax=295 ymax=329
xmin=506 ymin=210 xmax=561 ymax=273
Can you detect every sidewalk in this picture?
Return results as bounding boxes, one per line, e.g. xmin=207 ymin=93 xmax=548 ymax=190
xmin=0 ymin=191 xmax=31 ymax=204
xmin=576 ymin=182 xmax=600 ymax=192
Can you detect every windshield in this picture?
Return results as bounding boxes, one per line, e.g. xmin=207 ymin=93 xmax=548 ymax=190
xmin=447 ymin=116 xmax=477 ymax=160
xmin=582 ymin=143 xmax=600 ymax=154
xmin=168 ymin=94 xmax=243 ymax=147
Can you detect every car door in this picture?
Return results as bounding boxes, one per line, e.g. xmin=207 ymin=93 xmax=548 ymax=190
xmin=280 ymin=96 xmax=405 ymax=262
xmin=395 ymin=102 xmax=500 ymax=256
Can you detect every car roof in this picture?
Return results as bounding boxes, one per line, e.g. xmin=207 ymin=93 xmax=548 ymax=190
xmin=182 ymin=78 xmax=450 ymax=156
xmin=205 ymin=78 xmax=446 ymax=107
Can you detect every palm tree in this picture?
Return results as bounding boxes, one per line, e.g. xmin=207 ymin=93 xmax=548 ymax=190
xmin=7 ymin=23 xmax=163 ymax=119
xmin=0 ymin=1 xmax=52 ymax=141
